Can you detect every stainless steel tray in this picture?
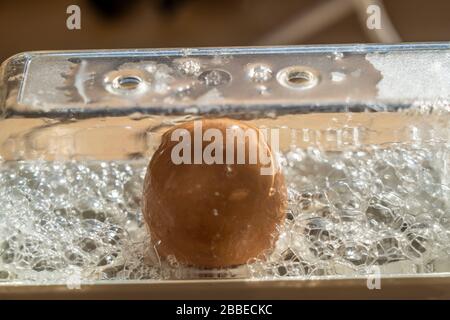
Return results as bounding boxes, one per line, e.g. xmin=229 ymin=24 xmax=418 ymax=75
xmin=1 ymin=43 xmax=449 ymax=299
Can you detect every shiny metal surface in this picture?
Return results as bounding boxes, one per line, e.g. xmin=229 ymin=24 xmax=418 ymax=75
xmin=2 ymin=43 xmax=450 ymax=117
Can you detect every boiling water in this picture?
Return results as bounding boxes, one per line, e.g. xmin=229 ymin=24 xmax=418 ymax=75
xmin=0 ymin=138 xmax=449 ymax=284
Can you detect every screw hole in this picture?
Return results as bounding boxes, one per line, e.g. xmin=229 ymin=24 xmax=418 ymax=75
xmin=277 ymin=66 xmax=319 ymax=89
xmin=287 ymin=71 xmax=312 ymax=85
xmin=114 ymin=75 xmax=142 ymax=90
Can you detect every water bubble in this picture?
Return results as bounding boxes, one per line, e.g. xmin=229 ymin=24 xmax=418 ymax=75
xmin=338 ymin=242 xmax=370 ymax=266
xmin=0 ymin=131 xmax=448 ymax=284
xmin=0 ymin=270 xmax=11 ymax=280
xmin=80 ymin=238 xmax=97 ymax=253
xmin=374 ymin=235 xmax=404 ymax=263
xmin=366 ymin=195 xmax=404 ymax=230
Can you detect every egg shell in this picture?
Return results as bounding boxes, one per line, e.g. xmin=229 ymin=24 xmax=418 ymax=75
xmin=143 ymin=118 xmax=287 ymax=268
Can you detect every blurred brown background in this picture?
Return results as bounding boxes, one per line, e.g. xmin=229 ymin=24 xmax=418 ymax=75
xmin=1 ymin=0 xmax=450 ymax=62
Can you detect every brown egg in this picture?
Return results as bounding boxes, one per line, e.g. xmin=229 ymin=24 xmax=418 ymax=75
xmin=143 ymin=118 xmax=286 ymax=268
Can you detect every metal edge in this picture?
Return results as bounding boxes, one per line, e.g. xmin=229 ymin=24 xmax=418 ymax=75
xmin=1 ymin=275 xmax=450 ymax=299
